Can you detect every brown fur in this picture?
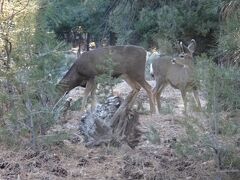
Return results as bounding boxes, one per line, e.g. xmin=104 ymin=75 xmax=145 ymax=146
xmin=57 ymin=45 xmax=156 ymax=113
xmin=151 ymin=40 xmax=201 ymax=114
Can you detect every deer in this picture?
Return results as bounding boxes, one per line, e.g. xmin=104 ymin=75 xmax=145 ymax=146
xmin=57 ymin=45 xmax=156 ymax=113
xmin=150 ymin=39 xmax=202 ymax=114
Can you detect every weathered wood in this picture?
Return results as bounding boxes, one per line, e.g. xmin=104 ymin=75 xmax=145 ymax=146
xmin=79 ymin=95 xmax=142 ymax=148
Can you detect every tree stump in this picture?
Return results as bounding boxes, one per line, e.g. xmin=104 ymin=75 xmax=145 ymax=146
xmin=79 ymin=93 xmax=142 ymax=148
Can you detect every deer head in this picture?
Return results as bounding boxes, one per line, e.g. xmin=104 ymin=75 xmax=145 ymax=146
xmin=172 ymin=39 xmax=196 ymax=67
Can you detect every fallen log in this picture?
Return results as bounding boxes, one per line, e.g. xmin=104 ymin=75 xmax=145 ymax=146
xmin=79 ymin=93 xmax=142 ymax=148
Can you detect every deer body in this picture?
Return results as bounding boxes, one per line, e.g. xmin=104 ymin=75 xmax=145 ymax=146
xmin=151 ymin=40 xmax=201 ymax=113
xmin=58 ymin=45 xmax=155 ymax=113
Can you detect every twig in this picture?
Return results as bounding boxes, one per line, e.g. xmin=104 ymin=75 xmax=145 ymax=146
xmin=52 ymin=92 xmax=67 ymax=111
xmin=4 ymin=0 xmax=30 ymax=21
xmin=217 ymin=169 xmax=240 ymax=173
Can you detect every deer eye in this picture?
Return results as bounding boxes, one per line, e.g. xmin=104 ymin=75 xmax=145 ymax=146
xmin=179 ymin=54 xmax=185 ymax=58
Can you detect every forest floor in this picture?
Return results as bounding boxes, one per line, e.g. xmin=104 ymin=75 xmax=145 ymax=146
xmin=0 ymin=81 xmax=240 ymax=180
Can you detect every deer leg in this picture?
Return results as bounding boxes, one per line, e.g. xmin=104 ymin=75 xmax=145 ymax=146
xmin=193 ymin=90 xmax=202 ymax=111
xmin=152 ymin=76 xmax=167 ymax=114
xmin=155 ymin=83 xmax=167 ymax=114
xmin=122 ymin=75 xmax=141 ymax=108
xmin=152 ymin=81 xmax=160 ymax=105
xmin=90 ymin=82 xmax=97 ymax=111
xmin=137 ymin=79 xmax=156 ymax=114
xmin=152 ymin=78 xmax=162 ymax=113
xmin=81 ymin=78 xmax=96 ymax=112
xmin=181 ymin=90 xmax=187 ymax=114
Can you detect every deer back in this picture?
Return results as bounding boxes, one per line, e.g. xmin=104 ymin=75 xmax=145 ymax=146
xmin=76 ymin=45 xmax=147 ymax=78
xmin=57 ymin=45 xmax=147 ymax=94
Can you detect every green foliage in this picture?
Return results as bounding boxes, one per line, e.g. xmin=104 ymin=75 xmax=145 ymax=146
xmin=193 ymin=53 xmax=240 ymax=171
xmin=96 ymin=56 xmax=120 ymax=103
xmin=156 ymin=5 xmax=182 ymax=40
xmin=112 ymin=0 xmax=219 ymax=48
xmin=146 ymin=126 xmax=161 ymax=145
xmin=178 ymin=0 xmax=219 ymax=36
xmin=0 ymin=0 xmax=72 ymax=149
xmin=196 ymin=54 xmax=240 ymax=111
xmin=173 ymin=140 xmax=197 ymax=157
xmin=45 ymin=0 xmax=111 ymax=42
xmin=159 ymin=102 xmax=174 ymax=115
xmin=39 ymin=132 xmax=69 ymax=147
xmin=218 ymin=5 xmax=240 ymax=53
xmin=109 ymin=1 xmax=136 ymax=44
xmin=0 ymin=127 xmax=20 ymax=148
xmin=219 ymin=146 xmax=240 ymax=169
xmin=173 ymin=124 xmax=202 ymax=159
xmin=220 ymin=120 xmax=239 ymax=136
xmin=43 ymin=0 xmax=221 ymax=50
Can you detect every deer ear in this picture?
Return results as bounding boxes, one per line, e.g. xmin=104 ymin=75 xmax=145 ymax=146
xmin=175 ymin=41 xmax=185 ymax=53
xmin=187 ymin=39 xmax=196 ymax=54
xmin=176 ymin=41 xmax=183 ymax=53
xmin=181 ymin=42 xmax=190 ymax=54
xmin=177 ymin=41 xmax=186 ymax=53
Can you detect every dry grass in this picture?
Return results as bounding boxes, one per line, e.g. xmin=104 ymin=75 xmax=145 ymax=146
xmin=0 ymin=81 xmax=239 ymax=180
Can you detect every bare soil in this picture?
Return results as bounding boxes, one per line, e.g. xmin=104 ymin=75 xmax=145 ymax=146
xmin=0 ymin=81 xmax=239 ymax=180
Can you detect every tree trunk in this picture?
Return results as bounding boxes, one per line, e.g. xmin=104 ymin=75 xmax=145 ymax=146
xmin=79 ymin=95 xmax=142 ymax=149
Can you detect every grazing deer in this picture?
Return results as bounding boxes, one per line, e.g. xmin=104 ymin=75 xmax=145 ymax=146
xmin=57 ymin=45 xmax=156 ymax=113
xmin=151 ymin=39 xmax=201 ymax=114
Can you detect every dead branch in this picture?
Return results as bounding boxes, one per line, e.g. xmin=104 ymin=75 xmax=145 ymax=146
xmin=0 ymin=0 xmax=4 ymax=14
xmin=79 ymin=95 xmax=142 ymax=149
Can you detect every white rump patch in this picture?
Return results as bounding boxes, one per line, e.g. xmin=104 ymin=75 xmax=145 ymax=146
xmin=150 ymin=63 xmax=153 ymax=76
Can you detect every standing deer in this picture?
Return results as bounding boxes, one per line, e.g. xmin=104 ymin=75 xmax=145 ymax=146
xmin=57 ymin=45 xmax=156 ymax=113
xmin=151 ymin=39 xmax=201 ymax=114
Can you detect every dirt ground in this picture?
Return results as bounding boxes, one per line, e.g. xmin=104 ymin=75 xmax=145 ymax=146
xmin=0 ymin=81 xmax=239 ymax=180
